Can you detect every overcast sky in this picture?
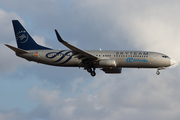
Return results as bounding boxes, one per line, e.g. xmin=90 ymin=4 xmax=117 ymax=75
xmin=0 ymin=0 xmax=180 ymax=120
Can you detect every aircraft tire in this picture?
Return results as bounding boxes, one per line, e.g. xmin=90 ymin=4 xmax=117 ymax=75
xmin=87 ymin=68 xmax=92 ymax=73
xmin=156 ymin=71 xmax=160 ymax=75
xmin=91 ymin=71 xmax=96 ymax=76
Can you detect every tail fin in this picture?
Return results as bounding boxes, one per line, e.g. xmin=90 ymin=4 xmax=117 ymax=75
xmin=12 ymin=20 xmax=52 ymax=50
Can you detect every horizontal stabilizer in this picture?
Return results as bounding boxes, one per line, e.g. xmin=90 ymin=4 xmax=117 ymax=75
xmin=5 ymin=44 xmax=28 ymax=54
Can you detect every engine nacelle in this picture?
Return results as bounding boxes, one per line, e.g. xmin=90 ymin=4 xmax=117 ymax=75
xmin=98 ymin=59 xmax=117 ymax=67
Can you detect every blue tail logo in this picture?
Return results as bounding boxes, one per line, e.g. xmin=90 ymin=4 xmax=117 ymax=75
xmin=12 ymin=20 xmax=52 ymax=50
xmin=16 ymin=31 xmax=28 ymax=43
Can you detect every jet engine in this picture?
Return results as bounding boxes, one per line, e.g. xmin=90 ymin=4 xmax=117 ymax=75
xmin=98 ymin=59 xmax=117 ymax=67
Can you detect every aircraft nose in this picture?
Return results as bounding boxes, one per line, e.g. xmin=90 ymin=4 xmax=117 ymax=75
xmin=170 ymin=59 xmax=176 ymax=66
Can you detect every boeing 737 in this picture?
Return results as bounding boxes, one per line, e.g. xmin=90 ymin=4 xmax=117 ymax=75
xmin=5 ymin=20 xmax=176 ymax=76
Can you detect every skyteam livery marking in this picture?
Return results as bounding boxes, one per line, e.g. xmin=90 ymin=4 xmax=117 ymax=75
xmin=46 ymin=51 xmax=73 ymax=64
xmin=5 ymin=20 xmax=176 ymax=76
xmin=116 ymin=51 xmax=148 ymax=56
xmin=16 ymin=31 xmax=28 ymax=43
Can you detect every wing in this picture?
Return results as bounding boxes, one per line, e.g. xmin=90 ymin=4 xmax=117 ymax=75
xmin=55 ymin=30 xmax=99 ymax=61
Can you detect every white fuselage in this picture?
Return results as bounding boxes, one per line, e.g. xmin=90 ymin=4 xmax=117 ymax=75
xmin=17 ymin=50 xmax=174 ymax=69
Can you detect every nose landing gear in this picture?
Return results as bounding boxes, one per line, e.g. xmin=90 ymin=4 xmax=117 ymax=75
xmin=156 ymin=70 xmax=160 ymax=75
xmin=156 ymin=67 xmax=166 ymax=75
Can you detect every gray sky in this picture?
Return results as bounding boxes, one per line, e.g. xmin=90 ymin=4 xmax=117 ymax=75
xmin=0 ymin=0 xmax=180 ymax=120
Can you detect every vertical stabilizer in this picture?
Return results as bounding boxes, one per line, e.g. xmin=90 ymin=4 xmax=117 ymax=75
xmin=12 ymin=20 xmax=52 ymax=50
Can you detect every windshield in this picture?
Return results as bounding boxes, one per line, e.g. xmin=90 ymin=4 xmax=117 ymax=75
xmin=162 ymin=55 xmax=170 ymax=58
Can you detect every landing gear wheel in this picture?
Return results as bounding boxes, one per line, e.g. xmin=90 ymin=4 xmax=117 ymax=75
xmin=87 ymin=68 xmax=92 ymax=73
xmin=91 ymin=71 xmax=96 ymax=77
xmin=156 ymin=70 xmax=160 ymax=75
xmin=86 ymin=65 xmax=96 ymax=76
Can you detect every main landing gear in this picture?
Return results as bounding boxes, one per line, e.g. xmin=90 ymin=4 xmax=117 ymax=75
xmin=87 ymin=67 xmax=96 ymax=77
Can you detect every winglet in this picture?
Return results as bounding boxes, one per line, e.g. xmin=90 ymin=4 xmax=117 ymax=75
xmin=55 ymin=29 xmax=65 ymax=43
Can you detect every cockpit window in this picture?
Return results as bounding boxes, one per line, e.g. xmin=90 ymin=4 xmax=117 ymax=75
xmin=162 ymin=56 xmax=170 ymax=58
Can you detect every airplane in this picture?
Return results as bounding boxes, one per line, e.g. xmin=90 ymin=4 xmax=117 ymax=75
xmin=5 ymin=20 xmax=176 ymax=76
